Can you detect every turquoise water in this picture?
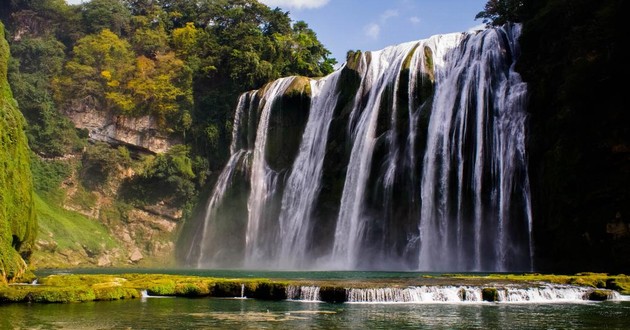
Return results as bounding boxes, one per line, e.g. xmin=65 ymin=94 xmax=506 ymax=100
xmin=1 ymin=296 xmax=629 ymax=329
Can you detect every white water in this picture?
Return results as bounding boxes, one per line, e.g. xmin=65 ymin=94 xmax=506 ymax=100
xmin=277 ymin=72 xmax=342 ymax=268
xmin=189 ymin=92 xmax=254 ymax=267
xmin=418 ymin=24 xmax=531 ymax=271
xmin=344 ymin=285 xmax=618 ymax=304
xmin=287 ymin=286 xmax=321 ymax=302
xmin=189 ymin=24 xmax=533 ymax=272
xmin=331 ymin=41 xmax=421 ymax=267
xmin=245 ymin=77 xmax=296 ymax=266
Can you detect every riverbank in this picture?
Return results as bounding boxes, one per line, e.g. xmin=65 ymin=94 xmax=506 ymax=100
xmin=1 ymin=271 xmax=628 ymax=304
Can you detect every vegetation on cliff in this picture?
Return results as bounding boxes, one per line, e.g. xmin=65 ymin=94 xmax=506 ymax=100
xmin=0 ymin=21 xmax=36 ymax=283
xmin=2 ymin=0 xmax=336 ymax=269
xmin=5 ymin=0 xmax=336 ymax=169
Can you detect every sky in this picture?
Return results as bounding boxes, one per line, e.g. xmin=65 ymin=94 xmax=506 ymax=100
xmin=260 ymin=0 xmax=488 ymax=64
xmin=66 ymin=0 xmax=489 ymax=65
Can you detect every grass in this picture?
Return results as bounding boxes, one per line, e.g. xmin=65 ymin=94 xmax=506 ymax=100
xmin=32 ymin=193 xmax=120 ymax=263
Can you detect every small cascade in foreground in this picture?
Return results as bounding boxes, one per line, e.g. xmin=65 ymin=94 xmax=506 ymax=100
xmin=283 ymin=284 xmax=622 ymax=304
xmin=185 ymin=23 xmax=533 ymax=272
xmin=287 ymin=286 xmax=321 ymax=302
xmin=345 ymin=285 xmax=618 ymax=303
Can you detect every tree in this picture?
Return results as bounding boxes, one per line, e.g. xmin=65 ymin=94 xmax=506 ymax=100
xmin=54 ymin=29 xmax=135 ymax=111
xmin=125 ymin=52 xmax=193 ymax=125
xmin=82 ymin=0 xmax=131 ymax=36
xmin=476 ymin=0 xmax=525 ymax=26
xmin=8 ymin=36 xmax=85 ymax=157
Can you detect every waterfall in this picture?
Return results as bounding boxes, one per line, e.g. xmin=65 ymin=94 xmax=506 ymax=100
xmin=331 ymin=41 xmax=421 ymax=267
xmin=185 ymin=24 xmax=533 ymax=272
xmin=287 ymin=286 xmax=321 ymax=302
xmin=277 ymin=72 xmax=342 ymax=268
xmin=418 ymin=24 xmax=531 ymax=271
xmin=345 ymin=285 xmax=616 ymax=303
xmin=244 ymin=77 xmax=296 ymax=267
xmin=283 ymin=284 xmax=620 ymax=303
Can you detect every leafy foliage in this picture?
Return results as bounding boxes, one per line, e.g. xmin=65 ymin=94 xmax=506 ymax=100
xmin=8 ymin=36 xmax=85 ymax=157
xmin=6 ymin=0 xmax=337 ymax=172
xmin=0 ymin=21 xmax=36 ymax=283
xmin=80 ymin=142 xmax=131 ymax=189
xmin=121 ymin=145 xmax=203 ymax=212
xmin=476 ymin=0 xmax=525 ymax=26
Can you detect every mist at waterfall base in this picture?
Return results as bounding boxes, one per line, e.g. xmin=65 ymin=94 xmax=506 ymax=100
xmin=183 ymin=24 xmax=532 ymax=272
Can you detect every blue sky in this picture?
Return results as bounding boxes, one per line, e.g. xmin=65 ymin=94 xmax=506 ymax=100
xmin=66 ymin=0 xmax=488 ymax=65
xmin=259 ymin=0 xmax=488 ymax=64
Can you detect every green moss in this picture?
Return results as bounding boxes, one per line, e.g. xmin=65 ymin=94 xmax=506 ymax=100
xmin=423 ymin=46 xmax=434 ymax=82
xmin=0 ymin=20 xmax=37 ymax=283
xmin=285 ymin=76 xmax=311 ymax=98
xmin=175 ymin=282 xmax=211 ymax=297
xmin=145 ymin=279 xmax=177 ymax=296
xmin=588 ymin=289 xmax=610 ymax=301
xmin=481 ymin=288 xmax=499 ymax=302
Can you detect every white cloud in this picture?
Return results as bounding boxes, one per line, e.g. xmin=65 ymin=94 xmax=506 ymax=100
xmin=364 ymin=23 xmax=380 ymax=40
xmin=409 ymin=16 xmax=421 ymax=25
xmin=259 ymin=0 xmax=330 ymax=10
xmin=381 ymin=9 xmax=399 ymax=21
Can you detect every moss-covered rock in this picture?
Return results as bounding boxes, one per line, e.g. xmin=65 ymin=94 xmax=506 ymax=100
xmin=587 ymin=289 xmax=610 ymax=301
xmin=0 ymin=20 xmax=36 ymax=284
xmin=481 ymin=287 xmax=499 ymax=302
xmin=319 ymin=286 xmax=347 ymax=303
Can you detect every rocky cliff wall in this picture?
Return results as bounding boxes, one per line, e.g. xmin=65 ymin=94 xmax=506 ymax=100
xmin=63 ymin=99 xmax=180 ymax=154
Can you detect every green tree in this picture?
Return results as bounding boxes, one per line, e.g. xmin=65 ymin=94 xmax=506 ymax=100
xmin=82 ymin=0 xmax=131 ymax=36
xmin=8 ymin=36 xmax=85 ymax=157
xmin=54 ymin=29 xmax=135 ymax=112
xmin=126 ymin=52 xmax=193 ymax=126
xmin=121 ymin=145 xmax=198 ymax=210
xmin=476 ymin=0 xmax=525 ymax=26
xmin=130 ymin=16 xmax=170 ymax=57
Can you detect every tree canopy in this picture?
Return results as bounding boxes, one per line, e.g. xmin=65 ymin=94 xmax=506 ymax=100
xmin=4 ymin=0 xmax=336 ymax=169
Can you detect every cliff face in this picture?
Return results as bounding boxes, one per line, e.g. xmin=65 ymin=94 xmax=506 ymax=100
xmin=519 ymin=0 xmax=628 ymax=272
xmin=0 ymin=21 xmax=36 ymax=283
xmin=63 ymin=99 xmax=181 ymax=154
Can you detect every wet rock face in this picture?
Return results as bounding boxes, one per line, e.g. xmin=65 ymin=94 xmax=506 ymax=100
xmin=63 ymin=100 xmax=180 ymax=154
xmin=264 ymin=77 xmax=311 ymax=172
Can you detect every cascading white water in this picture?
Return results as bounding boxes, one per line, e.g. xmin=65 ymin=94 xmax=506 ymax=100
xmin=331 ymin=41 xmax=422 ymax=267
xmin=276 ymin=72 xmax=342 ymax=268
xmin=187 ymin=24 xmax=533 ymax=272
xmin=287 ymin=286 xmax=321 ymax=302
xmin=245 ymin=77 xmax=296 ymax=267
xmin=418 ymin=24 xmax=531 ymax=271
xmin=188 ymin=92 xmax=254 ymax=267
xmin=345 ymin=285 xmax=618 ymax=303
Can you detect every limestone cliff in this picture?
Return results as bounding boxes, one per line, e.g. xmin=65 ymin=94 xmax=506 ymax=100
xmin=0 ymin=21 xmax=36 ymax=283
xmin=63 ymin=98 xmax=180 ymax=154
